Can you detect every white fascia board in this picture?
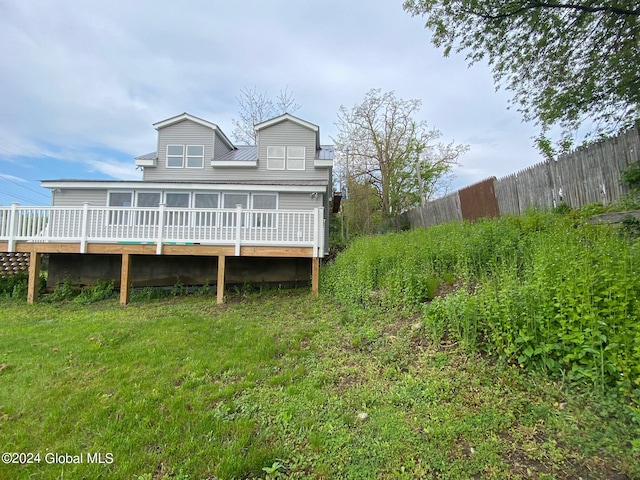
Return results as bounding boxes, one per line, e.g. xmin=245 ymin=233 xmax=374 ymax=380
xmin=210 ymin=160 xmax=258 ymax=168
xmin=153 ymin=113 xmax=218 ymax=131
xmin=255 ymin=113 xmax=319 ymax=132
xmin=314 ymin=159 xmax=333 ymax=168
xmin=152 ymin=113 xmax=235 ymax=150
xmin=41 ymin=181 xmax=326 ymax=193
xmin=135 ymin=158 xmax=157 ymax=167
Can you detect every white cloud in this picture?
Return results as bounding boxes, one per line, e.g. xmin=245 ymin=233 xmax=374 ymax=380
xmin=0 ymin=0 xmax=543 ymax=188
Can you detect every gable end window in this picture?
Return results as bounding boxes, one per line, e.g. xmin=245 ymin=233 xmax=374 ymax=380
xmin=167 ymin=145 xmax=204 ymax=168
xmin=186 ymin=145 xmax=204 ymax=168
xmin=167 ymin=145 xmax=184 ymax=168
xmin=267 ymin=146 xmax=285 ymax=170
xmin=287 ymin=146 xmax=305 ymax=170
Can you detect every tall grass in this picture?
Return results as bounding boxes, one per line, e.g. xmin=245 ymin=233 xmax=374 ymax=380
xmin=322 ymin=211 xmax=640 ymax=401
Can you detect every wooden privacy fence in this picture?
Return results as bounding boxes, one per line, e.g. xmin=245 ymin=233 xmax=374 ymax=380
xmin=403 ymin=127 xmax=640 ymax=228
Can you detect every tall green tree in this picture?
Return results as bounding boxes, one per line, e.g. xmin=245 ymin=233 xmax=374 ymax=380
xmin=403 ymin=1 xmax=640 ymax=156
xmin=335 ymin=89 xmax=468 ymax=228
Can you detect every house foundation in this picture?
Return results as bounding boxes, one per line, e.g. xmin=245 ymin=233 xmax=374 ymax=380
xmin=1 ymin=242 xmax=318 ymax=305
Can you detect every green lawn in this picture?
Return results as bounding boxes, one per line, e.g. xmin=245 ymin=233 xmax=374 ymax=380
xmin=0 ymin=291 xmax=637 ymax=479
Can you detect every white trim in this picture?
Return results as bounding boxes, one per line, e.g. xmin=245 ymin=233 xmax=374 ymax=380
xmin=314 ymin=159 xmax=334 ymax=168
xmin=42 ymin=181 xmax=327 ymax=194
xmin=255 ymin=113 xmax=319 ymax=133
xmin=267 ymin=146 xmax=286 ymax=170
xmin=108 ymin=191 xmax=134 ymax=207
xmin=250 ymin=192 xmax=279 ymax=210
xmin=153 ymin=113 xmax=235 ymax=150
xmin=185 ymin=145 xmax=205 ymax=169
xmin=211 ymin=160 xmax=258 ymax=168
xmin=193 ymin=192 xmax=220 ymax=209
xmin=154 ymin=113 xmax=219 ymax=130
xmin=222 ymin=192 xmax=249 ymax=209
xmin=166 ymin=145 xmax=185 ymax=168
xmin=136 ymin=191 xmax=161 ymax=208
xmin=287 ymin=146 xmax=305 ymax=171
xmin=135 ymin=158 xmax=157 ymax=168
xmin=165 ymin=191 xmax=191 ymax=208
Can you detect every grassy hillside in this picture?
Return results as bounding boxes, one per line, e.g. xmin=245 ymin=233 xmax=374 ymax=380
xmin=0 ymin=292 xmax=638 ymax=478
xmin=322 ymin=210 xmax=640 ymax=406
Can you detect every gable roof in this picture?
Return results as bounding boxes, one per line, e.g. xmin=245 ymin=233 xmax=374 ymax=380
xmin=256 ymin=113 xmax=321 ymax=150
xmin=254 ymin=113 xmax=319 ymax=133
xmin=153 ymin=112 xmax=235 ymax=150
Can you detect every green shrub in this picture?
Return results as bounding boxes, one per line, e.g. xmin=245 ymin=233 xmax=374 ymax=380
xmin=324 ymin=211 xmax=640 ymax=402
xmin=73 ymin=280 xmax=115 ymax=304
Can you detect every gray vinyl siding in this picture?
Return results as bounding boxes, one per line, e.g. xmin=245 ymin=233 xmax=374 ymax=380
xmin=209 ymin=120 xmax=330 ymax=183
xmin=214 ymin=131 xmax=232 ymax=159
xmin=278 ymin=192 xmax=322 ymax=210
xmin=143 ymin=119 xmax=215 ymax=182
xmin=52 ymin=189 xmax=108 ymax=207
xmin=143 ymin=118 xmax=330 ymax=187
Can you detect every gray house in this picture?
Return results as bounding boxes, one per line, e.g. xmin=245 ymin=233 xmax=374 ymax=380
xmin=0 ymin=112 xmax=334 ymax=304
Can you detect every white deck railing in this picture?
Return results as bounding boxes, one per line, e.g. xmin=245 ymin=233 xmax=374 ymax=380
xmin=0 ymin=203 xmax=325 ymax=257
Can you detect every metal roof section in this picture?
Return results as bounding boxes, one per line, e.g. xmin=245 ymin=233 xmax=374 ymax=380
xmin=134 ymin=151 xmax=158 ymax=168
xmin=211 ymin=145 xmax=258 ymax=167
xmin=135 ymin=152 xmax=158 ymax=160
xmin=314 ymin=144 xmax=335 ymax=168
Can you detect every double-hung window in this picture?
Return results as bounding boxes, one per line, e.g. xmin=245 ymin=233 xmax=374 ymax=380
xmin=267 ymin=146 xmax=305 ymax=170
xmin=267 ymin=146 xmax=285 ymax=170
xmin=286 ymin=146 xmax=305 ymax=170
xmin=186 ymin=145 xmax=204 ymax=168
xmin=167 ymin=145 xmax=185 ymax=168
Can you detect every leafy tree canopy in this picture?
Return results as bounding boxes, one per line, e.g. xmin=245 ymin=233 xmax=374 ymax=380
xmin=403 ymin=1 xmax=640 ymax=156
xmin=335 ymin=89 xmax=468 ymax=227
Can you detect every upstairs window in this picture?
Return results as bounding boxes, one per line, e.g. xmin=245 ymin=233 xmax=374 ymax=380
xmin=267 ymin=146 xmax=285 ymax=170
xmin=287 ymin=146 xmax=305 ymax=170
xmin=167 ymin=145 xmax=204 ymax=168
xmin=267 ymin=146 xmax=305 ymax=170
xmin=167 ymin=145 xmax=184 ymax=168
xmin=186 ymin=145 xmax=204 ymax=168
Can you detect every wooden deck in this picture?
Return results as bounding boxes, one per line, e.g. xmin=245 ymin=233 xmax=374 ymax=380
xmin=0 ymin=204 xmax=325 ymax=305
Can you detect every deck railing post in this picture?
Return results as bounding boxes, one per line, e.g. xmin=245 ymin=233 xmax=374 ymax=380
xmin=235 ymin=205 xmax=242 ymax=256
xmin=156 ymin=203 xmax=166 ymax=255
xmin=8 ymin=202 xmax=19 ymax=252
xmin=313 ymin=207 xmax=324 ymax=258
xmin=80 ymin=202 xmax=90 ymax=253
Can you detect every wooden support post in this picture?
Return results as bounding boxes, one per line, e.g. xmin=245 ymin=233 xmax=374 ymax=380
xmin=27 ymin=252 xmax=42 ymax=305
xmin=217 ymin=255 xmax=225 ymax=304
xmin=120 ymin=253 xmax=132 ymax=306
xmin=311 ymin=257 xmax=319 ymax=297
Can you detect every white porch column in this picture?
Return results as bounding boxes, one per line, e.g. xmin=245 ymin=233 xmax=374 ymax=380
xmin=234 ymin=205 xmax=243 ymax=256
xmin=156 ymin=203 xmax=166 ymax=255
xmin=79 ymin=202 xmax=90 ymax=254
xmin=8 ymin=202 xmax=19 ymax=252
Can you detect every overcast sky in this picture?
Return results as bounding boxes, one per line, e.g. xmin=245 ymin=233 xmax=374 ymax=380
xmin=0 ymin=0 xmax=543 ymax=206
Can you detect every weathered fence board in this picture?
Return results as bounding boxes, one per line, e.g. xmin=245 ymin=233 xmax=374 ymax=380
xmin=404 ymin=127 xmax=640 ymax=228
xmin=459 ymin=177 xmax=499 ymax=221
